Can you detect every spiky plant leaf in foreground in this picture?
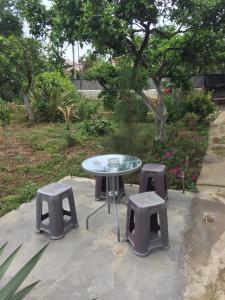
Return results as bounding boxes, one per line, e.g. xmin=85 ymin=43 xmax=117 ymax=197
xmin=0 ymin=243 xmax=48 ymax=300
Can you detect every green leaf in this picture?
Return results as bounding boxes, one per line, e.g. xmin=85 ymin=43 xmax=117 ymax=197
xmin=0 ymin=245 xmax=22 ymax=281
xmin=0 ymin=242 xmax=8 ymax=256
xmin=10 ymin=281 xmax=40 ymax=300
xmin=0 ymin=243 xmax=48 ymax=300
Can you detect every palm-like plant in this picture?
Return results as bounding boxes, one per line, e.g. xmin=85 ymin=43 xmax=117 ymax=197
xmin=58 ymin=105 xmax=74 ymax=130
xmin=0 ymin=242 xmax=48 ymax=300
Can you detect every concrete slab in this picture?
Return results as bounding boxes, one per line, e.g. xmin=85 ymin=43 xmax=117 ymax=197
xmin=0 ymin=177 xmax=193 ymax=300
xmin=184 ymin=107 xmax=225 ymax=299
xmin=198 ymin=108 xmax=225 ymax=187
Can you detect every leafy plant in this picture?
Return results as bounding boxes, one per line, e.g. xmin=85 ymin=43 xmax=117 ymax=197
xmin=182 ymin=112 xmax=199 ymax=128
xmin=181 ymin=90 xmax=215 ymax=122
xmin=58 ymin=105 xmax=75 ymax=130
xmin=84 ymin=118 xmax=110 ymax=136
xmin=0 ymin=100 xmax=12 ymax=145
xmin=0 ymin=242 xmax=48 ymax=300
xmin=29 ymin=71 xmax=80 ymax=122
xmin=165 ymin=89 xmax=216 ymax=123
xmin=76 ymin=99 xmax=100 ymax=121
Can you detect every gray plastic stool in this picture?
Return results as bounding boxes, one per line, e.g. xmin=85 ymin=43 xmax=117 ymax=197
xmin=139 ymin=164 xmax=168 ymax=200
xmin=126 ymin=192 xmax=169 ymax=256
xmin=36 ymin=182 xmax=78 ymax=239
xmin=95 ymin=175 xmax=125 ymax=200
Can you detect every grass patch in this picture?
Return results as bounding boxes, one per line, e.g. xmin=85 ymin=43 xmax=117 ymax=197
xmin=0 ymin=119 xmax=209 ymax=216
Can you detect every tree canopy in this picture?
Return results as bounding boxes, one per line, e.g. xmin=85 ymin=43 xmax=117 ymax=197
xmin=0 ymin=0 xmax=23 ymax=37
xmin=18 ymin=0 xmax=225 ymax=139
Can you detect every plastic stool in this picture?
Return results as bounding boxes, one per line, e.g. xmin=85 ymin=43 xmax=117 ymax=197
xmin=126 ymin=191 xmax=169 ymax=256
xmin=36 ymin=182 xmax=78 ymax=239
xmin=139 ymin=164 xmax=168 ymax=200
xmin=95 ymin=176 xmax=125 ymax=200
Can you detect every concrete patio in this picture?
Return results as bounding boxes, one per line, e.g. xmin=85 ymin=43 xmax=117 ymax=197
xmin=0 ymin=176 xmax=193 ymax=300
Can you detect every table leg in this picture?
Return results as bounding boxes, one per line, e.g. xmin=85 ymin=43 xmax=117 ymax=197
xmin=86 ymin=200 xmax=109 ymax=230
xmin=112 ymin=176 xmax=120 ymax=242
xmin=106 ymin=177 xmax=110 ymax=214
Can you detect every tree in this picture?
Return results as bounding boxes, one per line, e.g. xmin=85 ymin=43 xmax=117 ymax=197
xmin=0 ymin=0 xmax=23 ymax=37
xmin=18 ymin=0 xmax=225 ymax=139
xmin=0 ymin=36 xmax=46 ymax=123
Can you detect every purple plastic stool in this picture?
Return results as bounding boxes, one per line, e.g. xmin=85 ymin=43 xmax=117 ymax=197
xmin=36 ymin=182 xmax=78 ymax=239
xmin=139 ymin=164 xmax=168 ymax=200
xmin=126 ymin=192 xmax=169 ymax=256
xmin=95 ymin=176 xmax=125 ymax=200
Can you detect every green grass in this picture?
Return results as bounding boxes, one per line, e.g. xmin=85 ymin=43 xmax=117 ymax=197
xmin=0 ymin=119 xmax=209 ymax=217
xmin=0 ymin=122 xmax=102 ymax=216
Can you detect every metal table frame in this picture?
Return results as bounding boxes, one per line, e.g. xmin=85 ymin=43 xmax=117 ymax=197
xmin=82 ymin=154 xmax=142 ymax=242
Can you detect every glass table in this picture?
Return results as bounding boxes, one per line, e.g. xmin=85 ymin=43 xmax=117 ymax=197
xmin=82 ymin=154 xmax=142 ymax=242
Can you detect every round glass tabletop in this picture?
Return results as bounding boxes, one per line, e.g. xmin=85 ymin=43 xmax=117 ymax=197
xmin=82 ymin=154 xmax=142 ymax=176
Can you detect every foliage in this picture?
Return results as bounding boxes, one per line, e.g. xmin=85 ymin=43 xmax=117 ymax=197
xmin=58 ymin=105 xmax=74 ymax=130
xmin=85 ymin=60 xmax=118 ymax=110
xmin=8 ymin=103 xmax=27 ymax=123
xmin=65 ymin=130 xmax=76 ymax=147
xmin=182 ymin=112 xmax=199 ymax=129
xmin=165 ymin=90 xmax=216 ymax=123
xmin=0 ymin=242 xmax=48 ymax=300
xmin=0 ymin=36 xmax=46 ymax=102
xmin=84 ymin=118 xmax=110 ymax=136
xmin=29 ymin=71 xmax=80 ymax=122
xmin=181 ymin=90 xmax=216 ymax=122
xmin=0 ymin=100 xmax=12 ymax=128
xmin=76 ymin=99 xmax=100 ymax=121
xmin=0 ymin=0 xmax=23 ymax=37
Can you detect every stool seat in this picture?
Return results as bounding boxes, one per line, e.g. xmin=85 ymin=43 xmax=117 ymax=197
xmin=126 ymin=191 xmax=169 ymax=256
xmin=36 ymin=182 xmax=78 ymax=239
xmin=37 ymin=182 xmax=71 ymax=197
xmin=142 ymin=164 xmax=166 ymax=173
xmin=130 ymin=192 xmax=165 ymax=208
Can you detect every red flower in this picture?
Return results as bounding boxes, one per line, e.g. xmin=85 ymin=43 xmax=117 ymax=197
xmin=169 ymin=167 xmax=181 ymax=175
xmin=163 ymin=87 xmax=172 ymax=94
xmin=164 ymin=151 xmax=172 ymax=158
xmin=192 ymin=175 xmax=198 ymax=182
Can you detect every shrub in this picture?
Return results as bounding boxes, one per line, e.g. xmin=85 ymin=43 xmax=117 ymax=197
xmin=84 ymin=118 xmax=110 ymax=136
xmin=29 ymin=71 xmax=81 ymax=122
xmin=8 ymin=103 xmax=27 ymax=123
xmin=114 ymin=92 xmax=148 ymax=123
xmin=76 ymin=99 xmax=100 ymax=121
xmin=99 ymin=90 xmax=117 ymax=110
xmin=0 ymin=100 xmax=12 ymax=128
xmin=0 ymin=100 xmax=12 ymax=145
xmin=182 ymin=112 xmax=199 ymax=128
xmin=165 ymin=90 xmax=216 ymax=123
xmin=181 ymin=90 xmax=215 ymax=121
xmin=65 ymin=130 xmax=76 ymax=147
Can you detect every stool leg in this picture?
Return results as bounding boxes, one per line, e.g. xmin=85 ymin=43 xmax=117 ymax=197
xmin=134 ymin=209 xmax=150 ymax=256
xmin=48 ymin=197 xmax=65 ymax=239
xmin=125 ymin=200 xmax=132 ymax=239
xmin=155 ymin=173 xmax=164 ymax=199
xmin=159 ymin=204 xmax=170 ymax=250
xmin=36 ymin=193 xmax=42 ymax=233
xmin=95 ymin=176 xmax=106 ymax=200
xmin=67 ymin=188 xmax=78 ymax=228
xmin=139 ymin=172 xmax=149 ymax=193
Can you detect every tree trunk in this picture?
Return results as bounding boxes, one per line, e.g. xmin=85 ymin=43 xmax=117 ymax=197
xmin=153 ymin=77 xmax=168 ymax=141
xmin=23 ymin=93 xmax=35 ymax=126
